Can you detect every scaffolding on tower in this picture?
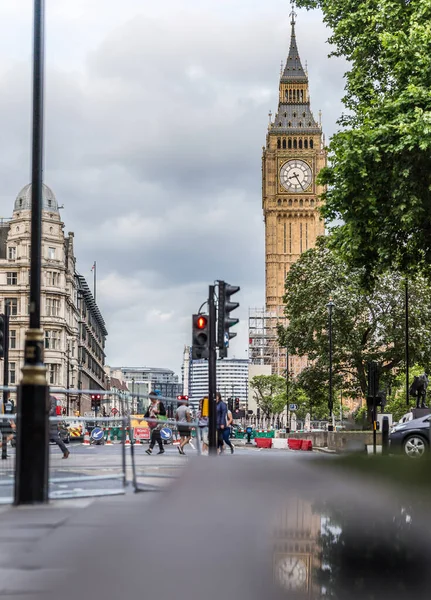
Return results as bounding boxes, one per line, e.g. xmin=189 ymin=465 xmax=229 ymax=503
xmin=248 ymin=307 xmax=287 ymax=377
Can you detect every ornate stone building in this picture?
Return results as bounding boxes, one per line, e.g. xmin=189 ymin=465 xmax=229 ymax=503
xmin=249 ymin=12 xmax=326 ymax=376
xmin=0 ymin=183 xmax=107 ymax=413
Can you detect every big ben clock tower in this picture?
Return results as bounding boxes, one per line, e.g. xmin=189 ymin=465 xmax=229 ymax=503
xmin=263 ymin=9 xmax=326 ymax=311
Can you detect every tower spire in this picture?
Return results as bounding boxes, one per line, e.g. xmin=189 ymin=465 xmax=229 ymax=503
xmin=281 ymin=2 xmax=307 ymax=82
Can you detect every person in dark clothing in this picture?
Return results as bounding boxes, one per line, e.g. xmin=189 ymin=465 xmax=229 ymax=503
xmin=144 ymin=393 xmax=166 ymax=455
xmin=216 ymin=392 xmax=227 ymax=454
xmin=49 ymin=396 xmax=70 ymax=458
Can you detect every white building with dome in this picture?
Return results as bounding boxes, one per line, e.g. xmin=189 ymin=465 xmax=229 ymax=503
xmin=0 ymin=183 xmax=108 ymax=414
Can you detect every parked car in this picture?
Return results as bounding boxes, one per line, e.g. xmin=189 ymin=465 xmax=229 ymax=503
xmin=389 ymin=414 xmax=430 ymax=458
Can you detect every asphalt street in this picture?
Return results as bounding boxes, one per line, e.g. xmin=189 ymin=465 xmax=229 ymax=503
xmin=0 ymin=441 xmax=312 ymax=502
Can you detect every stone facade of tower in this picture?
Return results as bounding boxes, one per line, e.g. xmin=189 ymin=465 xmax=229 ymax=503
xmin=263 ymin=16 xmax=326 ymax=310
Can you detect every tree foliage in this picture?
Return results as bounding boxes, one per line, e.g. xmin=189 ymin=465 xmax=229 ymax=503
xmin=278 ymin=238 xmax=431 ymax=399
xmin=295 ymin=0 xmax=431 ymax=278
xmin=249 ymin=375 xmax=287 ymax=416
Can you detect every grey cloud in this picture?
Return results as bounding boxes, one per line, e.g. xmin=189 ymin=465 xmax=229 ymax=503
xmin=0 ymin=2 xmax=345 ymax=371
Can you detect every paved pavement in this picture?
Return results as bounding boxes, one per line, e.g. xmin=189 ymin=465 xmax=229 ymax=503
xmin=0 ymin=448 xmax=324 ymax=600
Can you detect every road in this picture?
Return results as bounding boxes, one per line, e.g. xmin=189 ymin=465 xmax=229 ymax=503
xmin=0 ymin=440 xmax=313 ymax=502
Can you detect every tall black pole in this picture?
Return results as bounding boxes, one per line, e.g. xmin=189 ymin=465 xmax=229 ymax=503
xmin=66 ymin=343 xmax=70 ymax=416
xmin=2 ymin=303 xmax=10 ymax=410
xmin=14 ymin=0 xmax=49 ymax=505
xmin=405 ymin=279 xmax=409 ymax=406
xmin=327 ymin=300 xmax=334 ymax=432
xmin=208 ymin=285 xmax=217 ymax=454
xmin=286 ymin=345 xmax=290 ymax=432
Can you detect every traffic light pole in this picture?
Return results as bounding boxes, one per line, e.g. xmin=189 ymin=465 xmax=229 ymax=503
xmin=208 ymin=285 xmax=217 ymax=454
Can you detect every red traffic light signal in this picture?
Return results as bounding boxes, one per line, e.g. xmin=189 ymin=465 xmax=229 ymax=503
xmin=196 ymin=316 xmax=207 ymax=329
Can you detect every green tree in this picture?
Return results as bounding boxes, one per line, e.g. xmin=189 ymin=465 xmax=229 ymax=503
xmin=278 ymin=238 xmax=431 ymax=401
xmin=295 ymin=0 xmax=431 ymax=278
xmin=249 ymin=375 xmax=287 ymax=417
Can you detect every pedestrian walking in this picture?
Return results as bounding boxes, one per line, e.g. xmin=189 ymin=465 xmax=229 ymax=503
xmin=49 ymin=396 xmax=70 ymax=459
xmin=145 ymin=393 xmax=166 ymax=455
xmin=222 ymin=406 xmax=234 ymax=454
xmin=176 ymin=397 xmax=192 ymax=455
xmin=197 ymin=398 xmax=209 ymax=454
xmin=216 ymin=392 xmax=227 ymax=455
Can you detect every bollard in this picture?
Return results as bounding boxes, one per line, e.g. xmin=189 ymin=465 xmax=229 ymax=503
xmin=382 ymin=416 xmax=389 ymax=455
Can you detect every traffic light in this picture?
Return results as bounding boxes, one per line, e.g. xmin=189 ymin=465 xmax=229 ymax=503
xmin=217 ymin=281 xmax=240 ymax=358
xmin=192 ymin=314 xmax=209 ymax=360
xmin=0 ymin=314 xmax=5 ymax=359
xmin=235 ymin=398 xmax=240 ymax=410
xmin=227 ymin=397 xmax=233 ymax=412
xmin=91 ymin=393 xmax=101 ymax=411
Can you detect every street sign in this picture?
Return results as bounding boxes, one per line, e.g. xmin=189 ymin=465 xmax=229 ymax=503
xmin=84 ymin=411 xmax=95 ymax=417
xmin=111 ymin=407 xmax=119 ymax=415
xmin=289 ymin=404 xmax=298 ymax=411
xmin=90 ymin=427 xmax=104 ymax=442
xmin=134 ymin=427 xmax=150 ymax=441
xmin=160 ymin=427 xmax=172 ymax=440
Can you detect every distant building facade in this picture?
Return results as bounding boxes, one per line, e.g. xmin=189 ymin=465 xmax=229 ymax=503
xmin=0 ymin=183 xmax=108 ymax=414
xmin=107 ymin=366 xmax=182 ymax=410
xmin=188 ymin=357 xmax=249 ymax=406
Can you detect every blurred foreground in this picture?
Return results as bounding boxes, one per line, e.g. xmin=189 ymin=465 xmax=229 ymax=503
xmin=1 ymin=453 xmax=430 ymax=599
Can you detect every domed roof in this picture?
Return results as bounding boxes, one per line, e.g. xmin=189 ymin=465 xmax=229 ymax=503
xmin=14 ymin=183 xmax=59 ymax=213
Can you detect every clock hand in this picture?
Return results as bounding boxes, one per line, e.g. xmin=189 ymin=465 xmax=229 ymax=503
xmin=294 ymin=174 xmax=304 ymax=189
xmin=288 ymin=171 xmax=299 ymax=180
xmin=288 ymin=560 xmax=299 ymax=577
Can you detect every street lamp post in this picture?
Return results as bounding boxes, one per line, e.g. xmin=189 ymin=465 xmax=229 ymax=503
xmin=405 ymin=279 xmax=409 ymax=406
xmin=14 ymin=0 xmax=49 ymax=505
xmin=327 ymin=300 xmax=335 ymax=432
xmin=286 ymin=344 xmax=290 ymax=433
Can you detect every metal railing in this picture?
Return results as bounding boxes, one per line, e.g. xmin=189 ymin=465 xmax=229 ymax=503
xmin=0 ymin=386 xmax=206 ymax=501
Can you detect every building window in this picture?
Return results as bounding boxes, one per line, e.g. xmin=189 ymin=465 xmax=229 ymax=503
xmin=304 ymin=139 xmax=308 ymax=149
xmin=48 ymin=247 xmax=56 ymax=260
xmin=46 ymin=271 xmax=60 ymax=286
xmin=48 ymin=364 xmax=60 ymax=385
xmin=293 ymin=139 xmax=297 ymax=149
xmin=299 ymin=139 xmax=303 ymax=149
xmin=300 ymin=223 xmax=303 ymax=253
xmin=7 ymin=272 xmax=17 ymax=285
xmin=9 ymin=362 xmax=16 ymax=385
xmin=45 ymin=330 xmax=60 ymax=350
xmin=8 ymin=247 xmax=16 ymax=260
xmin=282 ymin=139 xmax=286 ymax=149
xmin=5 ymin=298 xmax=17 ymax=316
xmin=310 ymin=139 xmax=314 ymax=149
xmin=46 ymin=297 xmax=60 ymax=317
xmin=288 ymin=139 xmax=292 ymax=149
xmin=289 ymin=223 xmax=292 ymax=253
xmin=9 ymin=330 xmax=16 ymax=349
xmin=277 ymin=138 xmax=281 ymax=149
xmin=284 ymin=222 xmax=287 ymax=253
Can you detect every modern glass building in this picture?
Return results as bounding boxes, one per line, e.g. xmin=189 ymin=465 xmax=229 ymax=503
xmin=188 ymin=358 xmax=249 ymax=405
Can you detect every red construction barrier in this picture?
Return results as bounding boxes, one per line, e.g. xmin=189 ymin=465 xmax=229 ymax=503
xmin=301 ymin=439 xmax=313 ymax=451
xmin=255 ymin=437 xmax=272 ymax=449
xmin=288 ymin=438 xmax=302 ymax=450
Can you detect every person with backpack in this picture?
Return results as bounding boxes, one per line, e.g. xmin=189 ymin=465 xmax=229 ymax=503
xmin=145 ymin=392 xmax=166 ymax=455
xmin=175 ymin=398 xmax=192 ymax=455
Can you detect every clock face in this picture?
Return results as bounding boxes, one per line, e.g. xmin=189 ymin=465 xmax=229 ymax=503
xmin=275 ymin=556 xmax=308 ymax=591
xmin=280 ymin=159 xmax=312 ymax=192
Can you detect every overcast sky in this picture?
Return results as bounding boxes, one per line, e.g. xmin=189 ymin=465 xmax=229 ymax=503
xmin=0 ymin=1 xmax=346 ymax=375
